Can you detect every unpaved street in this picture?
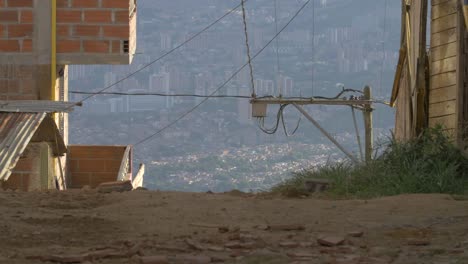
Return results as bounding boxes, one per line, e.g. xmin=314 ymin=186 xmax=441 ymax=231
xmin=0 ymin=190 xmax=467 ymax=263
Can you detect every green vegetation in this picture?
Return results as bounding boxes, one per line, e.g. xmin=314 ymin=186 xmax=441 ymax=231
xmin=271 ymin=127 xmax=468 ymax=198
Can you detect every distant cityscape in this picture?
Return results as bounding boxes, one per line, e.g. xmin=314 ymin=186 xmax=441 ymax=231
xmin=69 ymin=0 xmax=399 ymax=191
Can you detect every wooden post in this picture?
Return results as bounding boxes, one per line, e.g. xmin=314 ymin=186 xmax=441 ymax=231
xmin=363 ymin=86 xmax=373 ymax=162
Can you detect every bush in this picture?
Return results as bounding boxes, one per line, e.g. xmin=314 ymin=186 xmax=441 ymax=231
xmin=271 ymin=127 xmax=468 ymax=198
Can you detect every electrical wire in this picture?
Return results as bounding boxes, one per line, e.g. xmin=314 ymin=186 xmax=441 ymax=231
xmin=70 ymin=87 xmax=367 ymax=103
xmin=257 ymin=104 xmax=300 ymax=137
xmin=134 ymin=0 xmax=312 ymax=147
xmin=311 ymin=0 xmax=315 ymax=96
xmin=67 ymin=0 xmax=248 ymax=111
xmin=379 ymin=0 xmax=388 ymax=97
xmin=241 ymin=0 xmax=256 ymax=97
xmin=70 ymin=91 xmax=252 ymax=99
xmin=70 ymin=87 xmax=362 ymax=100
xmin=274 ymin=0 xmax=282 ymax=97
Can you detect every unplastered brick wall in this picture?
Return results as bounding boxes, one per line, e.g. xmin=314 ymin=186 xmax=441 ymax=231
xmin=0 ymin=0 xmax=136 ymax=64
xmin=68 ymin=145 xmax=127 ymax=188
xmin=0 ymin=64 xmax=38 ymax=100
xmin=0 ymin=0 xmax=34 ymax=53
xmin=57 ymin=0 xmax=135 ymax=55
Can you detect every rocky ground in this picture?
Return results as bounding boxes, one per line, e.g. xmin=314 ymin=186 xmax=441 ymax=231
xmin=0 ymin=189 xmax=467 ymax=264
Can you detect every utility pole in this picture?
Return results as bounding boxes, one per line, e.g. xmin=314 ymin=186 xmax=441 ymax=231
xmin=363 ymin=86 xmax=374 ymax=162
xmin=251 ymin=86 xmax=375 ymax=164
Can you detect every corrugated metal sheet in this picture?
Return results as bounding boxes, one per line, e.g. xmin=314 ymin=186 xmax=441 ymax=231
xmin=0 ymin=112 xmax=46 ymax=181
xmin=0 ymin=100 xmax=77 ymax=113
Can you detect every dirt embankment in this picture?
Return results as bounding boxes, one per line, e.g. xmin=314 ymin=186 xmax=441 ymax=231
xmin=0 ymin=190 xmax=467 ymax=264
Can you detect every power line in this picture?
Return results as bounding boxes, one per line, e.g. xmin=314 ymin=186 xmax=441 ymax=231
xmin=68 ymin=0 xmax=248 ymax=109
xmin=274 ymin=0 xmax=282 ymax=96
xmin=70 ymin=91 xmax=252 ymax=99
xmin=69 ymin=87 xmax=363 ymax=99
xmin=134 ymin=0 xmax=312 ymax=147
xmin=311 ymin=0 xmax=315 ymax=96
xmin=379 ymin=0 xmax=388 ymax=97
xmin=241 ymin=0 xmax=256 ymax=97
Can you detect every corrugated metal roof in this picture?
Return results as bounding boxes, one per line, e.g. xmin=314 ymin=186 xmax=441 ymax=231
xmin=0 ymin=112 xmax=47 ymax=181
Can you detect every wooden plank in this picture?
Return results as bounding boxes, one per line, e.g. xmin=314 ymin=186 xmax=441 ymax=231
xmin=431 ymin=42 xmax=457 ymax=61
xmin=431 ymin=28 xmax=457 ymax=48
xmin=429 ymin=86 xmax=458 ymax=103
xmin=430 ymin=56 xmax=457 ymax=75
xmin=68 ymin=145 xmax=126 ymax=159
xmin=432 ymin=0 xmax=454 ymax=6
xmin=429 ymin=114 xmax=457 ymax=129
xmin=432 ymin=13 xmax=457 ymax=33
xmin=432 ymin=0 xmax=457 ymax=20
xmin=429 ymin=100 xmax=457 ymax=117
xmin=430 ymin=71 xmax=457 ymax=89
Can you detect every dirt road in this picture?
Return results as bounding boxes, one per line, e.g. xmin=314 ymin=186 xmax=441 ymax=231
xmin=0 ymin=189 xmax=467 ymax=263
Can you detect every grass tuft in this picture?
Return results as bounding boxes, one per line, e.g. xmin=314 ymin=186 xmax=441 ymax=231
xmin=271 ymin=127 xmax=468 ymax=198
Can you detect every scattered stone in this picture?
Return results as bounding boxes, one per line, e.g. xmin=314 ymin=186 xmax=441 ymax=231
xmin=269 ymin=224 xmax=306 ymax=231
xmin=279 ymin=241 xmax=299 ymax=248
xmin=190 ymin=223 xmax=229 ymax=230
xmin=449 ymin=249 xmax=464 ymax=254
xmin=171 ymin=255 xmax=211 ymax=264
xmin=225 ymin=241 xmax=242 ymax=249
xmin=228 ymin=233 xmax=241 ymax=241
xmin=347 ymin=231 xmax=364 ymax=238
xmin=254 ymin=225 xmax=269 ymax=231
xmin=81 ymin=185 xmax=92 ymax=191
xmin=304 ymin=179 xmax=330 ymax=193
xmin=211 ymin=255 xmax=228 ymax=262
xmin=240 ymin=233 xmax=258 ymax=241
xmin=230 ymin=226 xmax=241 ymax=233
xmin=97 ymin=180 xmax=133 ymax=193
xmin=407 ymin=239 xmax=430 ymax=246
xmin=317 ymin=236 xmax=345 ymax=247
xmin=207 ymin=246 xmax=224 ymax=252
xmin=218 ymin=226 xmax=229 ymax=233
xmin=243 ymin=241 xmax=259 ymax=249
xmin=185 ymin=239 xmax=204 ymax=251
xmin=28 ymin=254 xmax=88 ymax=263
xmin=126 ymin=243 xmax=143 ymax=257
xmin=225 ymin=241 xmax=257 ymax=250
xmin=286 ymin=251 xmax=317 ymax=259
xmin=336 ymin=254 xmax=360 ymax=262
xmin=299 ymin=242 xmax=314 ymax=248
xmin=139 ymin=256 xmax=169 ymax=264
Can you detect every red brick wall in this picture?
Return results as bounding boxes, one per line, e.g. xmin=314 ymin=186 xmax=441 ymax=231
xmin=0 ymin=0 xmax=34 ymax=53
xmin=57 ymin=0 xmax=133 ymax=55
xmin=68 ymin=145 xmax=126 ymax=188
xmin=0 ymin=64 xmax=38 ymax=100
xmin=0 ymin=0 xmax=134 ymax=56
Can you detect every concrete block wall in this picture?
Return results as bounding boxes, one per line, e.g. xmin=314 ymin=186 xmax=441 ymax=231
xmin=0 ymin=0 xmax=136 ymax=65
xmin=68 ymin=145 xmax=126 ymax=188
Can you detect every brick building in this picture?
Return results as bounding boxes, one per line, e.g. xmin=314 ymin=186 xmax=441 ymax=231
xmin=0 ymin=0 xmax=143 ymax=191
